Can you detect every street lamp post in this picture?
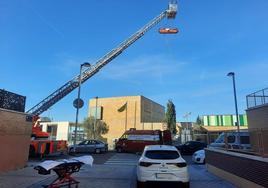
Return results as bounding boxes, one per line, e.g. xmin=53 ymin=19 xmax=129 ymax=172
xmin=183 ymin=112 xmax=191 ymax=143
xmin=94 ymin=96 xmax=98 ymax=139
xmin=73 ymin=62 xmax=91 ymax=149
xmin=227 ymin=72 xmax=240 ymax=147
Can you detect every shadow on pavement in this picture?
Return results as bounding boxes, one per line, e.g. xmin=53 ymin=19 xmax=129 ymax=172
xmin=145 ymin=181 xmax=187 ymax=188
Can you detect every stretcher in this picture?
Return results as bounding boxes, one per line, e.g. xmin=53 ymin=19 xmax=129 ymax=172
xmin=34 ymin=156 xmax=93 ymax=188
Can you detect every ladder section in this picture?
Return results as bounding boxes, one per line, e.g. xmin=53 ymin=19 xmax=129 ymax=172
xmin=27 ymin=2 xmax=177 ymax=115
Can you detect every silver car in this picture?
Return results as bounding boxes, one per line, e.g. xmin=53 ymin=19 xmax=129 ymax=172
xmin=69 ymin=140 xmax=108 ymax=154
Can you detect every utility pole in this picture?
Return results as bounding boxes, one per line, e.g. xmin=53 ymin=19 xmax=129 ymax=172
xmin=183 ymin=112 xmax=191 ymax=143
xmin=94 ymin=96 xmax=98 ymax=139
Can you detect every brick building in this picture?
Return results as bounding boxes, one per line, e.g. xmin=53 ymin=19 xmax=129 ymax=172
xmin=0 ymin=89 xmax=31 ymax=172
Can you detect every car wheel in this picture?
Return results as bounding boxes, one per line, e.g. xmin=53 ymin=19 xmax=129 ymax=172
xmin=136 ymin=180 xmax=144 ymax=188
xmin=116 ymin=147 xmax=122 ymax=153
xmin=183 ymin=182 xmax=190 ymax=188
xmin=203 ymin=159 xmax=206 ymax=164
xmin=95 ymin=148 xmax=101 ymax=154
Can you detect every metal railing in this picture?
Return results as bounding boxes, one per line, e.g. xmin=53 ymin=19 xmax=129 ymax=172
xmin=246 ymin=87 xmax=268 ymax=108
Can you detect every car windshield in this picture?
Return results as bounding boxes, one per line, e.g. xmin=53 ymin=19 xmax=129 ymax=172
xmin=78 ymin=141 xmax=87 ymax=145
xmin=214 ymin=134 xmax=225 ymax=143
xmin=145 ymin=150 xmax=180 ymax=160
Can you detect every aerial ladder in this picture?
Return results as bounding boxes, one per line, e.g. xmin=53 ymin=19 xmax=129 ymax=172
xmin=27 ymin=2 xmax=178 ymax=157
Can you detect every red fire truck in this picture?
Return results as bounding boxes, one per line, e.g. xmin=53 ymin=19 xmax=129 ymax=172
xmin=29 ymin=115 xmax=68 ymax=158
xmin=115 ymin=129 xmax=172 ymax=153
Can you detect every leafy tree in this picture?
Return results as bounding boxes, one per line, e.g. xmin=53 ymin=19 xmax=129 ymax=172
xmin=196 ymin=115 xmax=202 ymax=125
xmin=83 ymin=117 xmax=109 ymax=142
xmin=165 ymin=100 xmax=177 ymax=134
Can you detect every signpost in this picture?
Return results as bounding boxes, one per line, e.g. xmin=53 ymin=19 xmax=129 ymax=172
xmin=73 ymin=98 xmax=84 ymax=109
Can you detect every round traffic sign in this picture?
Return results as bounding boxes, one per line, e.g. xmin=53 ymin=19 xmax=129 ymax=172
xmin=73 ymin=98 xmax=84 ymax=109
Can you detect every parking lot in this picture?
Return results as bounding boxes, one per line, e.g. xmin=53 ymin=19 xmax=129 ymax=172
xmin=0 ymin=152 xmax=236 ymax=188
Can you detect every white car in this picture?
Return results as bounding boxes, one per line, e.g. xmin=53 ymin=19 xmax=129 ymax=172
xmin=136 ymin=145 xmax=190 ymax=188
xmin=192 ymin=149 xmax=205 ymax=164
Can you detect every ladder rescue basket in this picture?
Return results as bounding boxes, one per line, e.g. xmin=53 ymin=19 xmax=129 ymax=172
xmin=159 ymin=28 xmax=178 ymax=34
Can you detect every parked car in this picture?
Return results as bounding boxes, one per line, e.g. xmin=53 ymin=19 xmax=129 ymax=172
xmin=176 ymin=141 xmax=207 ymax=155
xmin=136 ymin=145 xmax=190 ymax=188
xmin=68 ymin=140 xmax=108 ymax=154
xmin=192 ymin=149 xmax=205 ymax=164
xmin=209 ymin=131 xmax=251 ymax=150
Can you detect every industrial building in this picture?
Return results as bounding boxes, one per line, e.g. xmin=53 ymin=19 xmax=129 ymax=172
xmin=88 ymin=96 xmax=165 ymax=149
xmin=202 ymin=114 xmax=248 ymax=126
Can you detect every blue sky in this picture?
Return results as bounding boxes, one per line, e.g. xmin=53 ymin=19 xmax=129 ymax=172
xmin=1 ymin=0 xmax=268 ymax=122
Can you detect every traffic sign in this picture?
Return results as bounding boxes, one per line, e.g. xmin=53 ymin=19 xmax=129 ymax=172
xmin=73 ymin=98 xmax=84 ymax=109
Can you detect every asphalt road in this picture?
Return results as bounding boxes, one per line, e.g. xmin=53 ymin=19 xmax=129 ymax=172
xmin=26 ymin=152 xmax=236 ymax=188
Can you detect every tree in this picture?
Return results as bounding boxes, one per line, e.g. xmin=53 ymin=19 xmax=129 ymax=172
xmin=165 ymin=100 xmax=177 ymax=134
xmin=82 ymin=117 xmax=109 ymax=142
xmin=196 ymin=115 xmax=202 ymax=125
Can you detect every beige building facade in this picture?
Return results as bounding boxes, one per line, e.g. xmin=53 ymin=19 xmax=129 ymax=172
xmin=246 ymin=87 xmax=268 ymax=157
xmin=88 ymin=96 xmax=165 ymax=149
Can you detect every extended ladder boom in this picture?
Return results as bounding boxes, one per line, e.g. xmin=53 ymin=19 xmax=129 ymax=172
xmin=27 ymin=2 xmax=177 ymax=115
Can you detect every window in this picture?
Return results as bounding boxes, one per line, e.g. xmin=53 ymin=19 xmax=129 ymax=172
xmin=240 ymin=136 xmax=250 ymax=144
xmin=120 ymin=134 xmax=128 ymax=140
xmin=47 ymin=125 xmax=57 ymax=140
xmin=88 ymin=140 xmax=97 ymax=145
xmin=215 ymin=134 xmax=224 ymax=143
xmin=145 ymin=150 xmax=180 ymax=160
xmin=128 ymin=134 xmax=160 ymax=141
xmin=89 ymin=106 xmax=103 ymax=120
xmin=227 ymin=135 xmax=235 ymax=143
xmin=79 ymin=141 xmax=87 ymax=145
xmin=95 ymin=140 xmax=104 ymax=144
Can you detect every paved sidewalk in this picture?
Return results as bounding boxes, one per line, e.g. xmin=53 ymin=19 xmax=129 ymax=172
xmin=189 ymin=164 xmax=236 ymax=188
xmin=0 ymin=154 xmax=237 ymax=188
xmin=0 ymin=165 xmax=53 ymax=188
